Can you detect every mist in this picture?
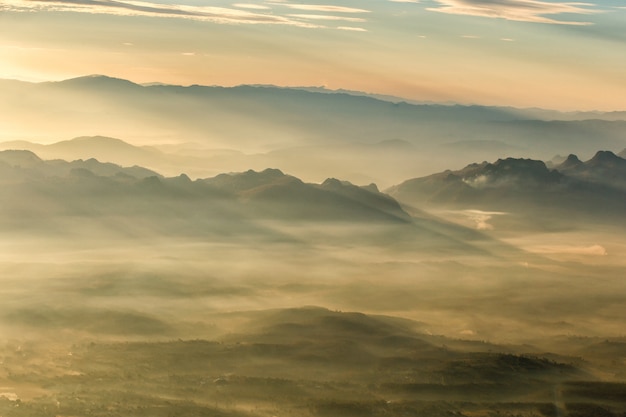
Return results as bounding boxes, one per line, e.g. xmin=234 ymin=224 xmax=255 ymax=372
xmin=0 ymin=80 xmax=625 ymax=416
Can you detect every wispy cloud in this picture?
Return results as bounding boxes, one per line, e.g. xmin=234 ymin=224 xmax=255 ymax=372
xmin=2 ymin=0 xmax=318 ymax=27
xmin=460 ymin=209 xmax=506 ymax=230
xmin=337 ymin=26 xmax=368 ymax=32
xmin=275 ymin=4 xmax=370 ymax=13
xmin=530 ymin=244 xmax=608 ymax=256
xmin=232 ymin=3 xmax=271 ymax=10
xmin=428 ymin=0 xmax=599 ymax=25
xmin=288 ymin=14 xmax=367 ymax=22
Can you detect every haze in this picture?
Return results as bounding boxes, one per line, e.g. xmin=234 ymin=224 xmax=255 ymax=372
xmin=1 ymin=1 xmax=626 ymax=416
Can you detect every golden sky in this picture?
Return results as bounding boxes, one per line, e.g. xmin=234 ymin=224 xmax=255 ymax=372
xmin=1 ymin=0 xmax=625 ymax=110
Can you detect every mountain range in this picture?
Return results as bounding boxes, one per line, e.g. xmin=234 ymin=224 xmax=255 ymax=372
xmin=2 ymin=75 xmax=626 ymax=186
xmin=2 ymin=143 xmax=624 ymax=259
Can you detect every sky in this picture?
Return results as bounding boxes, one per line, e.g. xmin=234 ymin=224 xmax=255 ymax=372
xmin=1 ymin=0 xmax=625 ymax=110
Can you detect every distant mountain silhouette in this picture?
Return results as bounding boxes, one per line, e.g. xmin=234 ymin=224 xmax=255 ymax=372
xmin=557 ymin=150 xmax=626 ymax=190
xmin=0 ymin=151 xmax=416 ymax=228
xmin=2 ymin=75 xmax=625 ymax=185
xmin=387 ymin=157 xmax=563 ymax=206
xmin=387 ymin=152 xmax=626 ymax=225
xmin=52 ymin=74 xmax=143 ymax=91
xmin=0 ymin=136 xmax=163 ymax=168
xmin=0 ymin=149 xmax=159 ymax=180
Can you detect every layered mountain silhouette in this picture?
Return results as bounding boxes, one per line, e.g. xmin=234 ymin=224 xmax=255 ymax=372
xmin=0 ymin=136 xmax=171 ymax=174
xmin=1 ymin=149 xmax=519 ymax=257
xmin=2 ymin=75 xmax=626 ymax=185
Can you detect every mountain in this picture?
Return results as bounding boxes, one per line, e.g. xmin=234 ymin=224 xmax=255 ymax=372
xmin=387 ymin=153 xmax=626 ymax=228
xmin=554 ymin=153 xmax=583 ymax=170
xmin=0 ymin=152 xmax=413 ymax=229
xmin=1 ymin=151 xmax=519 ymax=258
xmin=0 ymin=149 xmax=159 ymax=180
xmin=202 ymin=168 xmax=411 ymax=222
xmin=557 ymin=150 xmax=626 ymax=190
xmin=0 ymin=136 xmax=166 ymax=171
xmin=387 ymin=157 xmax=563 ymax=205
xmin=2 ymin=75 xmax=626 ymax=186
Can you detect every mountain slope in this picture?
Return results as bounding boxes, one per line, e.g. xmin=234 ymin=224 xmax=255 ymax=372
xmin=202 ymin=169 xmax=411 ymax=222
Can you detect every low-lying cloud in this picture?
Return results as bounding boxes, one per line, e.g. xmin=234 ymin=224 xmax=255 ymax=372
xmin=462 ymin=209 xmax=506 ymax=230
xmin=428 ymin=0 xmax=599 ymax=25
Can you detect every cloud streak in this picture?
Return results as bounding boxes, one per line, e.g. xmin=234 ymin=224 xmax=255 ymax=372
xmin=531 ymin=244 xmax=608 ymax=256
xmin=2 ymin=0 xmax=318 ymax=27
xmin=288 ymin=14 xmax=367 ymax=22
xmin=428 ymin=0 xmax=599 ymax=25
xmin=274 ymin=4 xmax=370 ymax=13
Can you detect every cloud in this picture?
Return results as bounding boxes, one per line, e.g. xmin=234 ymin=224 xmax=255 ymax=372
xmin=461 ymin=209 xmax=506 ymax=230
xmin=531 ymin=244 xmax=608 ymax=256
xmin=427 ymin=0 xmax=599 ymax=25
xmin=389 ymin=0 xmax=420 ymax=2
xmin=232 ymin=3 xmax=271 ymax=10
xmin=337 ymin=26 xmax=368 ymax=32
xmin=288 ymin=14 xmax=367 ymax=22
xmin=274 ymin=4 xmax=370 ymax=13
xmin=2 ymin=0 xmax=319 ymax=27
